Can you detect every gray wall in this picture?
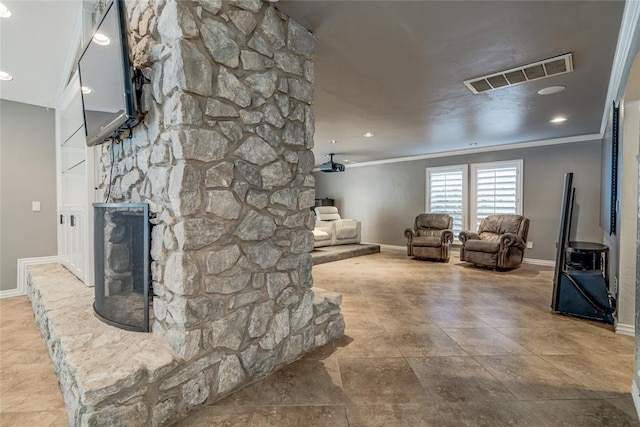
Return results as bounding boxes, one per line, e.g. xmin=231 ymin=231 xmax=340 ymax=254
xmin=0 ymin=100 xmax=57 ymax=291
xmin=315 ymin=140 xmax=603 ymax=261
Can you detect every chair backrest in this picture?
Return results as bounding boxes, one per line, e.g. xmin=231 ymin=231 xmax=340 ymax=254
xmin=315 ymin=206 xmax=342 ymax=221
xmin=478 ymin=215 xmax=529 ymax=241
xmin=415 ymin=213 xmax=452 ymax=230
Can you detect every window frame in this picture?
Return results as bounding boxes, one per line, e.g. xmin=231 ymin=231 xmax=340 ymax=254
xmin=469 ymin=159 xmax=523 ymax=231
xmin=425 ymin=164 xmax=469 ymax=242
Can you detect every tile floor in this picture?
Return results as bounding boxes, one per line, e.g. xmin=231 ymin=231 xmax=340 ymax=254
xmin=1 ymin=249 xmax=638 ymax=426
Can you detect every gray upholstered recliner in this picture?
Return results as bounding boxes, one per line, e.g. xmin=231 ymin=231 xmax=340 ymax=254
xmin=459 ymin=214 xmax=530 ymax=269
xmin=404 ymin=214 xmax=454 ymax=261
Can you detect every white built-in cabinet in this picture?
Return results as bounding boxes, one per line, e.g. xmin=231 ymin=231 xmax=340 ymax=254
xmin=56 ymin=73 xmax=97 ymax=286
xmin=56 ymin=4 xmax=99 ymax=286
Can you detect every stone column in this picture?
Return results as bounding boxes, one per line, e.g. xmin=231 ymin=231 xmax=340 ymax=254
xmin=95 ymin=0 xmax=343 ymax=418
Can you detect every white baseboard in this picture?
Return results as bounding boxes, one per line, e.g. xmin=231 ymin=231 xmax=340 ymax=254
xmin=632 ymin=379 xmax=640 ymax=421
xmin=0 ymin=288 xmax=26 ymax=299
xmin=1 ymin=256 xmax=62 ymax=299
xmin=615 ymin=322 xmax=635 ymax=337
xmin=523 ymin=258 xmax=556 ymax=267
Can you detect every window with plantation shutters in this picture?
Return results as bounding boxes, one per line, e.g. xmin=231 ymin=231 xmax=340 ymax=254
xmin=470 ymin=160 xmax=523 ymax=230
xmin=425 ymin=165 xmax=468 ymax=240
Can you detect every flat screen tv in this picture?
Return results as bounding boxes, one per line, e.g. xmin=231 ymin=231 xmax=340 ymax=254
xmin=78 ymin=0 xmax=139 ymax=147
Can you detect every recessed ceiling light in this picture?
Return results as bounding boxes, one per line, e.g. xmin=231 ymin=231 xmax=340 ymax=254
xmin=0 ymin=71 xmax=13 ymax=81
xmin=93 ymin=33 xmax=111 ymax=46
xmin=363 ymin=132 xmax=374 ymax=138
xmin=538 ymin=85 xmax=566 ymax=95
xmin=330 ymin=140 xmax=337 ymax=144
xmin=0 ymin=3 xmax=11 ymax=18
xmin=343 ymin=159 xmax=350 ymax=162
xmin=550 ymin=116 xmax=567 ymax=123
xmin=81 ymin=86 xmax=93 ymax=94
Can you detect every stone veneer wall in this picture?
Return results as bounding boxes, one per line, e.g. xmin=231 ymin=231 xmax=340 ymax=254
xmin=87 ymin=0 xmax=343 ymax=424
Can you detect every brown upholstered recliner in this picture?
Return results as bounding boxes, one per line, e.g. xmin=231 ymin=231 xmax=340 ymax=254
xmin=404 ymin=214 xmax=454 ymax=262
xmin=459 ymin=214 xmax=530 ymax=269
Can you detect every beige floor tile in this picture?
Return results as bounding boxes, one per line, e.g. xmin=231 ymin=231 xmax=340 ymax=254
xmin=523 ymin=399 xmax=638 ymax=426
xmin=495 ymin=328 xmax=594 ymax=355
xmin=213 ymin=380 xmax=263 ymax=407
xmin=0 ymin=362 xmax=60 ymax=395
xmin=251 ymin=406 xmax=348 ymax=427
xmin=407 ymin=296 xmax=462 ymax=315
xmin=0 ymin=410 xmax=67 ymax=427
xmin=0 ymin=334 xmax=51 ymax=366
xmin=302 ymin=342 xmax=337 ymax=360
xmin=2 ymin=250 xmax=636 ymax=426
xmin=0 ymin=377 xmax=65 ymax=412
xmin=258 ymin=357 xmax=345 ymax=405
xmin=425 ymin=308 xmax=491 ymax=328
xmin=606 ymin=395 xmax=640 ymax=421
xmin=407 ymin=356 xmax=515 ymax=403
xmin=391 ymin=328 xmax=468 ymax=357
xmin=541 ymin=353 xmax=634 ymax=398
xmin=475 ymin=355 xmax=598 ymax=400
xmin=339 ymin=357 xmax=427 ymax=405
xmin=346 ymin=404 xmax=445 ymax=427
xmin=376 ymin=310 xmax=436 ymax=332
xmin=334 ymin=329 xmax=403 ymax=358
xmin=561 ymin=326 xmax=636 ymax=355
xmin=338 ymin=296 xmax=374 ymax=312
xmin=437 ymin=401 xmax=545 ymax=426
xmin=441 ymin=327 xmax=532 ymax=355
xmin=174 ymin=406 xmax=254 ymax=426
xmin=341 ymin=309 xmax=384 ymax=332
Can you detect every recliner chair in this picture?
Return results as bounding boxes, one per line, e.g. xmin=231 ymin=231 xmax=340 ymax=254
xmin=404 ymin=213 xmax=454 ymax=262
xmin=314 ymin=207 xmax=361 ymax=245
xmin=459 ymin=214 xmax=530 ymax=269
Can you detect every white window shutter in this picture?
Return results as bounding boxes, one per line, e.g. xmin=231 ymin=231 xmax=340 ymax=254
xmin=471 ymin=160 xmax=523 ymax=229
xmin=426 ymin=166 xmax=467 ymax=239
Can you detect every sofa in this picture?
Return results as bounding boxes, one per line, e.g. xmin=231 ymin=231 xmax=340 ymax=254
xmin=313 ymin=207 xmax=361 ymax=247
xmin=459 ymin=214 xmax=530 ymax=269
xmin=404 ymin=213 xmax=454 ymax=262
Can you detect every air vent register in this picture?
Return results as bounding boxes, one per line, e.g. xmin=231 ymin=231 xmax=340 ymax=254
xmin=464 ymin=53 xmax=573 ymax=94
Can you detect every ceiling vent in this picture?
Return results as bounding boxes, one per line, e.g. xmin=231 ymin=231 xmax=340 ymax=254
xmin=464 ymin=53 xmax=573 ymax=94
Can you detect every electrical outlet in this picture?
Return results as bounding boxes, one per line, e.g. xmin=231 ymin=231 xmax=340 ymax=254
xmin=613 ymin=276 xmax=618 ymax=295
xmin=31 ymin=201 xmax=41 ymax=212
xmin=526 ymin=241 xmax=533 ymax=249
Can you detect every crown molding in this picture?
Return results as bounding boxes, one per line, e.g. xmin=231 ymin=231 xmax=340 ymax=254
xmin=316 ymin=133 xmax=601 ymax=170
xmin=600 ymin=0 xmax=640 ymax=134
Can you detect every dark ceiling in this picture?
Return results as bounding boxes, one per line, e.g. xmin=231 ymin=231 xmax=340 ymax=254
xmin=276 ymin=0 xmax=626 ymax=165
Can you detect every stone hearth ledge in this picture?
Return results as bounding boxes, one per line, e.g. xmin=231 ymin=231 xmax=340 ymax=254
xmin=26 ymin=264 xmax=344 ymax=426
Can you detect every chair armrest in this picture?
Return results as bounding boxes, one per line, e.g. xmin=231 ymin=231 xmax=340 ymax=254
xmin=404 ymin=228 xmax=417 ymax=241
xmin=499 ymin=233 xmax=526 ymax=250
xmin=441 ymin=229 xmax=454 ymax=244
xmin=459 ymin=231 xmax=480 ymax=243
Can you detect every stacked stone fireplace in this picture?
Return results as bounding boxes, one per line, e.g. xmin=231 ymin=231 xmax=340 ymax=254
xmin=26 ymin=0 xmax=345 ymax=425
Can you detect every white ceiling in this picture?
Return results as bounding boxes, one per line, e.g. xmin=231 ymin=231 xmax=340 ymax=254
xmin=277 ymin=0 xmax=626 ymax=165
xmin=0 ymin=0 xmax=82 ymax=108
